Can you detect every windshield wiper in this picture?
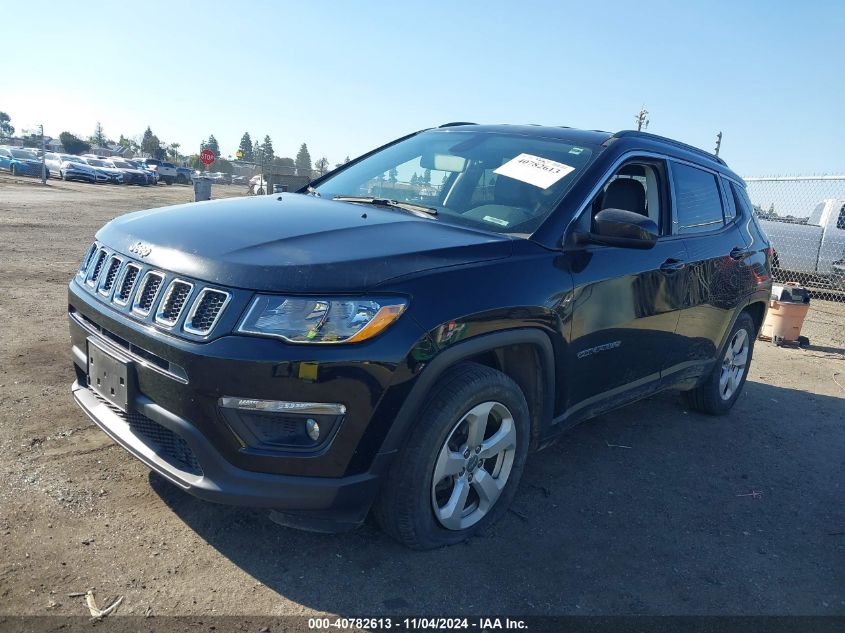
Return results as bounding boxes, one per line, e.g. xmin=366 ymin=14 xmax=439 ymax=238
xmin=306 ymin=185 xmax=321 ymax=197
xmin=333 ymin=195 xmax=437 ymax=216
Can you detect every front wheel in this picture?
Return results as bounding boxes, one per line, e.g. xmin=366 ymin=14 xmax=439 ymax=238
xmin=374 ymin=363 xmax=530 ymax=549
xmin=684 ymin=312 xmax=756 ymax=415
xmin=10 ymin=164 xmax=17 ymax=176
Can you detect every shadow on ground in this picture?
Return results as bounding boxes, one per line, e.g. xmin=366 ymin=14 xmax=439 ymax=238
xmin=150 ymin=380 xmax=844 ymax=616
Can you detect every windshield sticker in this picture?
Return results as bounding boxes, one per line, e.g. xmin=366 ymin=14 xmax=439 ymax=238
xmin=569 ymin=147 xmax=585 ymax=155
xmin=494 ymin=153 xmax=575 ymax=189
xmin=483 ymin=216 xmax=510 ymax=227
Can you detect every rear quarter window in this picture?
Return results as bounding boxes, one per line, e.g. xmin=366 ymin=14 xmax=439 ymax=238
xmin=672 ymin=162 xmax=724 ymax=234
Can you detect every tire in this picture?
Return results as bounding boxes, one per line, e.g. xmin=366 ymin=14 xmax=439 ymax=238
xmin=10 ymin=164 xmax=17 ymax=176
xmin=61 ymin=171 xmax=67 ymax=181
xmin=683 ymin=311 xmax=756 ymax=415
xmin=373 ymin=362 xmax=531 ymax=549
xmin=164 ymin=176 xmax=174 ymax=185
xmin=176 ymin=174 xmax=186 ymax=185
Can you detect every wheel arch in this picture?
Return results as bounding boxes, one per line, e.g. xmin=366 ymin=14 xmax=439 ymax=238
xmin=380 ymin=329 xmax=556 ymax=458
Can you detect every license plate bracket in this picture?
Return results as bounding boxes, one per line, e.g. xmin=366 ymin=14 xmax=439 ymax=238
xmin=87 ymin=338 xmax=134 ymax=412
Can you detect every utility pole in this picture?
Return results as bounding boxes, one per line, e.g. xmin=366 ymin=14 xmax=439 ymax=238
xmin=39 ymin=124 xmax=46 ymax=185
xmin=635 ymin=106 xmax=649 ymax=131
xmin=714 ymin=131 xmax=723 ymax=156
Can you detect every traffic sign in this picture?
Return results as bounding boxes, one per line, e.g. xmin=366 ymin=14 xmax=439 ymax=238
xmin=236 ymin=149 xmax=244 ymax=159
xmin=200 ymin=149 xmax=215 ymax=166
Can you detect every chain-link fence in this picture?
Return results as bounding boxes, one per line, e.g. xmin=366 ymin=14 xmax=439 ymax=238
xmin=745 ymin=175 xmax=845 ymax=352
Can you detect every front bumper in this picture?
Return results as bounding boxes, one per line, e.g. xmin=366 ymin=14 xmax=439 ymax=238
xmin=68 ymin=278 xmax=424 ymax=525
xmin=71 ymin=379 xmax=382 ymax=527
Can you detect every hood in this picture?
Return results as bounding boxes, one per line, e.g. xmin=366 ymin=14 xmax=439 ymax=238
xmin=96 ymin=193 xmax=513 ymax=291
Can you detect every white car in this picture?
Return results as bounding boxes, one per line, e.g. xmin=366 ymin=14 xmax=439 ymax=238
xmin=79 ymin=157 xmax=124 ymax=184
xmin=44 ymin=153 xmax=105 ymax=183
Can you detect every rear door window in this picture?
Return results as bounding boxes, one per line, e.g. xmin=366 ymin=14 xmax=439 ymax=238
xmin=671 ymin=162 xmax=724 ymax=234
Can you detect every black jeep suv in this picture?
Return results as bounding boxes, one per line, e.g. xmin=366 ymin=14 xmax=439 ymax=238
xmin=69 ymin=123 xmax=772 ymax=549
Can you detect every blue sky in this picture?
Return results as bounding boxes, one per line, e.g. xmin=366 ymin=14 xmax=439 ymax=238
xmin=3 ymin=0 xmax=843 ymax=175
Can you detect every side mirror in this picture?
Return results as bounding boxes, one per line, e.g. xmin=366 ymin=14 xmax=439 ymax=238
xmin=576 ymin=208 xmax=658 ymax=249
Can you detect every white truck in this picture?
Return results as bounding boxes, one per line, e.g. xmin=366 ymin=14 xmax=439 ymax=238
xmin=137 ymin=158 xmax=178 ymax=185
xmin=759 ymin=198 xmax=845 ymax=289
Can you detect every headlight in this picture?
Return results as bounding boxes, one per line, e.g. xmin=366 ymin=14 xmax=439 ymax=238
xmin=237 ymin=295 xmax=407 ymax=344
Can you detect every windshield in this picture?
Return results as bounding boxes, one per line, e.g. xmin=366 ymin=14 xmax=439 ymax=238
xmin=112 ymin=161 xmax=130 ymax=168
xmin=86 ymin=159 xmax=107 ymax=167
xmin=313 ymin=130 xmax=595 ymax=234
xmin=11 ymin=149 xmax=37 ymax=160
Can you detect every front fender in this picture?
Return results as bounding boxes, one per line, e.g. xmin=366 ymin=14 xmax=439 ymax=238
xmin=369 ymin=327 xmax=556 ymax=467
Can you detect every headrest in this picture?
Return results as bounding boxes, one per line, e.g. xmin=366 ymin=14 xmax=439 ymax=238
xmin=602 ymin=178 xmax=646 ymax=215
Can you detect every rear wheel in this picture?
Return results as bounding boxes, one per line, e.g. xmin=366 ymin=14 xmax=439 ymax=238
xmin=10 ymin=164 xmax=17 ymax=176
xmin=684 ymin=312 xmax=755 ymax=415
xmin=374 ymin=363 xmax=530 ymax=549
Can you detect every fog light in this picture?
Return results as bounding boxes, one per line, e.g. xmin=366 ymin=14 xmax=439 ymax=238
xmin=306 ymin=418 xmax=320 ymax=441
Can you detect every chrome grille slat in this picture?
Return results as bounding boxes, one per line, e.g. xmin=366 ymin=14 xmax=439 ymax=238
xmin=78 ymin=242 xmax=98 ymax=278
xmin=113 ymin=263 xmax=141 ymax=306
xmin=154 ymin=280 xmax=193 ymax=327
xmin=183 ymin=289 xmax=231 ymax=336
xmin=97 ymin=256 xmax=122 ymax=296
xmin=85 ymin=249 xmax=108 ymax=286
xmin=131 ymin=271 xmax=165 ymax=316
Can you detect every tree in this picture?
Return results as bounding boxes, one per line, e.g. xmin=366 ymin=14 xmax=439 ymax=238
xmin=167 ymin=142 xmax=180 ymax=161
xmin=252 ymin=140 xmax=262 ymax=165
xmin=315 ymin=156 xmax=330 ymax=176
xmin=270 ymin=156 xmax=295 ymax=174
xmin=237 ymin=132 xmax=254 ymax=161
xmin=141 ymin=126 xmax=160 ymax=156
xmin=388 ymin=167 xmax=398 ymax=183
xmin=92 ymin=122 xmax=107 ymax=147
xmin=260 ymin=135 xmax=274 ymax=162
xmin=59 ymin=132 xmax=90 ymax=155
xmin=0 ymin=112 xmax=15 ymax=138
xmin=205 ymin=135 xmax=220 ymax=157
xmin=295 ymin=143 xmax=312 ymax=175
xmin=423 ymin=168 xmax=431 ymax=184
xmin=118 ymin=134 xmax=139 ymax=152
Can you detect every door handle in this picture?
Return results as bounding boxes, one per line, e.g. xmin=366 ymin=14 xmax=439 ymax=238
xmin=730 ymin=247 xmax=752 ymax=260
xmin=660 ymin=257 xmax=685 ymax=271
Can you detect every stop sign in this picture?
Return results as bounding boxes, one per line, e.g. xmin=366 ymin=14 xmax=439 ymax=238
xmin=200 ymin=149 xmax=215 ymax=166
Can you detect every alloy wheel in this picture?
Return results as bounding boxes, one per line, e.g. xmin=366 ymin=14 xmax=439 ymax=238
xmin=719 ymin=329 xmax=749 ymax=400
xmin=431 ymin=401 xmax=517 ymax=530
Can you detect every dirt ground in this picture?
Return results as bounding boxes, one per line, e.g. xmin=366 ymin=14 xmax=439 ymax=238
xmin=0 ymin=175 xmax=843 ymax=618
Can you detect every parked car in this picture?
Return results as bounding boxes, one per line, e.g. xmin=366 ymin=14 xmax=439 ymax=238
xmin=231 ymin=175 xmax=247 ymax=185
xmin=137 ymin=158 xmax=177 ymax=185
xmin=44 ymin=153 xmax=103 ymax=183
xmin=123 ymin=159 xmax=158 ymax=184
xmin=69 ymin=123 xmax=772 ymax=549
xmin=759 ymin=198 xmax=845 ymax=289
xmin=175 ymin=166 xmax=193 ymax=185
xmin=79 ymin=157 xmax=124 ymax=184
xmin=0 ymin=146 xmax=47 ymax=178
xmin=108 ymin=158 xmax=151 ymax=186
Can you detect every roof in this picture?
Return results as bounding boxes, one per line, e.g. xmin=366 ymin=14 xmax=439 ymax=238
xmin=433 ymin=122 xmax=736 ymax=178
xmin=434 ymin=123 xmax=613 ymax=146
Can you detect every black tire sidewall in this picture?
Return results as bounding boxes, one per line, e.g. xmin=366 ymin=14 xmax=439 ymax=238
xmin=387 ymin=364 xmax=530 ymax=548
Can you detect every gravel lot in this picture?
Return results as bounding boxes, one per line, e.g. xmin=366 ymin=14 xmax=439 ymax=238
xmin=1 ymin=175 xmax=843 ymax=618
